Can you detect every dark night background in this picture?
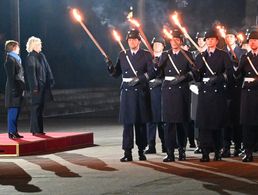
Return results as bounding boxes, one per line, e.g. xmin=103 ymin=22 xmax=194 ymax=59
xmin=0 ymin=0 xmax=255 ymax=91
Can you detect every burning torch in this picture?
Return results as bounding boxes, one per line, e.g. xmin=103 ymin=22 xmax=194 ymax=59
xmin=112 ymin=29 xmax=137 ymax=76
xmin=128 ymin=18 xmax=154 ymax=56
xmin=71 ymin=8 xmax=109 ymax=59
xmin=171 ymin=12 xmax=215 ymax=75
xmin=216 ymin=25 xmax=238 ymax=62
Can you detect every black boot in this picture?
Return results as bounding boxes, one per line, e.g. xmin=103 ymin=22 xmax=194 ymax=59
xmin=194 ymin=147 xmax=202 ymax=154
xmin=200 ymin=149 xmax=210 ymax=162
xmin=242 ymin=150 xmax=253 ymax=162
xmin=178 ymin=148 xmax=186 ymax=161
xmin=120 ymin=150 xmax=133 ymax=162
xmin=138 ymin=150 xmax=147 ymax=161
xmin=214 ymin=150 xmax=222 ymax=161
xmin=145 ymin=146 xmax=156 ymax=154
xmin=233 ymin=147 xmax=242 ymax=157
xmin=163 ymin=149 xmax=175 ymax=162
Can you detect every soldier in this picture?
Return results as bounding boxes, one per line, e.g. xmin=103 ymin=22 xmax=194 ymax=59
xmin=145 ymin=36 xmax=166 ymax=154
xmin=236 ymin=30 xmax=258 ymax=162
xmin=221 ymin=29 xmax=247 ymax=158
xmin=191 ymin=31 xmax=207 ymax=154
xmin=105 ymin=29 xmax=156 ymax=162
xmin=158 ymin=29 xmax=196 ymax=162
xmin=195 ymin=29 xmax=233 ymax=162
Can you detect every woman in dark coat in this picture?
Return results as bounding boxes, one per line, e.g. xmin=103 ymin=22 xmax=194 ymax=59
xmin=25 ymin=36 xmax=55 ymax=135
xmin=4 ymin=40 xmax=25 ymax=139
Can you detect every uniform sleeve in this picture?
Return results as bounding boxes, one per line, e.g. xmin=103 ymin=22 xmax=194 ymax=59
xmin=223 ymin=52 xmax=234 ymax=83
xmin=26 ymin=55 xmax=38 ymax=91
xmin=108 ymin=52 xmax=122 ymax=78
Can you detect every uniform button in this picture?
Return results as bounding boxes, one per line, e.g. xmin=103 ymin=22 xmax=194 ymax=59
xmin=169 ymin=87 xmax=171 ymax=90
xmin=150 ymin=88 xmax=152 ymax=90
xmin=179 ymin=86 xmax=181 ymax=89
xmin=169 ymin=70 xmax=171 ymax=72
xmin=215 ymin=89 xmax=218 ymax=92
xmin=248 ymin=89 xmax=251 ymax=92
xmin=125 ymin=89 xmax=128 ymax=91
xmin=179 ymin=69 xmax=182 ymax=72
xmin=125 ymin=71 xmax=128 ymax=74
xmin=135 ymin=89 xmax=138 ymax=91
xmin=235 ymin=85 xmax=237 ymax=88
xmin=248 ymin=72 xmax=251 ymax=75
xmin=203 ymin=90 xmax=206 ymax=93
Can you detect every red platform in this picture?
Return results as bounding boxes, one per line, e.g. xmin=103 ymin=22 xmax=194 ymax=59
xmin=0 ymin=132 xmax=94 ymax=156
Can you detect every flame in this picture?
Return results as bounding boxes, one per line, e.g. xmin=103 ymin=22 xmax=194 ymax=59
xmin=216 ymin=25 xmax=226 ymax=38
xmin=171 ymin=12 xmax=180 ymax=27
xmin=112 ymin=30 xmax=121 ymax=42
xmin=237 ymin=33 xmax=245 ymax=42
xmin=163 ymin=28 xmax=173 ymax=40
xmin=128 ymin=18 xmax=140 ymax=27
xmin=72 ymin=9 xmax=82 ymax=22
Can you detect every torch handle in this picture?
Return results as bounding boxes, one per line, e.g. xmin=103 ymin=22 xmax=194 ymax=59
xmin=138 ymin=27 xmax=154 ymax=56
xmin=79 ymin=21 xmax=108 ymax=58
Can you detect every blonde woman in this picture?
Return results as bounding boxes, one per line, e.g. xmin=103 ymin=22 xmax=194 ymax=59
xmin=25 ymin=36 xmax=55 ymax=136
xmin=4 ymin=40 xmax=25 ymax=139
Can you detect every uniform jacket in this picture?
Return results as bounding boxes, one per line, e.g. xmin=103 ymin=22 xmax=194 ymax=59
xmin=108 ymin=48 xmax=156 ymax=124
xmin=195 ymin=48 xmax=233 ymax=129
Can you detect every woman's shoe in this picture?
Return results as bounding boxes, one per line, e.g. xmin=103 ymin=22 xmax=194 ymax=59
xmin=9 ymin=133 xmax=23 ymax=139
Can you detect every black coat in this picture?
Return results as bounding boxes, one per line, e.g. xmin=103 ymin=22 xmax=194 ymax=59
xmin=109 ymin=48 xmax=156 ymax=124
xmin=158 ymin=49 xmax=194 ymax=123
xmin=25 ymin=51 xmax=55 ymax=104
xmin=238 ymin=52 xmax=258 ymax=125
xmin=4 ymin=55 xmax=25 ymax=107
xmin=195 ymin=48 xmax=233 ymax=129
xmin=225 ymin=46 xmax=247 ymax=124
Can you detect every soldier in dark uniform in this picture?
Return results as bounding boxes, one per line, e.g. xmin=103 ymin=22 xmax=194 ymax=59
xmin=145 ymin=36 xmax=166 ymax=154
xmin=105 ymin=29 xmax=156 ymax=162
xmin=221 ymin=29 xmax=247 ymax=158
xmin=236 ymin=30 xmax=258 ymax=162
xmin=158 ymin=29 xmax=196 ymax=162
xmin=195 ymin=30 xmax=233 ymax=162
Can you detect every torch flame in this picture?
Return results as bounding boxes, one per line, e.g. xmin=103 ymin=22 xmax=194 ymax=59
xmin=237 ymin=33 xmax=245 ymax=42
xmin=163 ymin=28 xmax=173 ymax=40
xmin=216 ymin=25 xmax=226 ymax=38
xmin=112 ymin=30 xmax=121 ymax=42
xmin=128 ymin=18 xmax=141 ymax=27
xmin=72 ymin=9 xmax=82 ymax=22
xmin=172 ymin=12 xmax=180 ymax=27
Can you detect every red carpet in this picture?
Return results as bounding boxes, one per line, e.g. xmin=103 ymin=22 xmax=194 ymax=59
xmin=0 ymin=132 xmax=94 ymax=156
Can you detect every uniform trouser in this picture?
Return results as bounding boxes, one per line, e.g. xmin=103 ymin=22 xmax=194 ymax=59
xmin=223 ymin=124 xmax=242 ymax=150
xmin=146 ymin=122 xmax=164 ymax=147
xmin=187 ymin=120 xmax=195 ymax=146
xmin=243 ymin=125 xmax=258 ymax=153
xmin=30 ymin=101 xmax=45 ymax=133
xmin=122 ymin=123 xmax=147 ymax=151
xmin=164 ymin=123 xmax=187 ymax=151
xmin=7 ymin=107 xmax=21 ymax=134
xmin=199 ymin=128 xmax=222 ymax=152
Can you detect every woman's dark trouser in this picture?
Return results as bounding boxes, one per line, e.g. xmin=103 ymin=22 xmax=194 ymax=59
xmin=8 ymin=107 xmax=21 ymax=134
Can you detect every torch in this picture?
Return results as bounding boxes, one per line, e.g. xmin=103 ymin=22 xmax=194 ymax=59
xmin=71 ymin=8 xmax=108 ymax=59
xmin=216 ymin=25 xmax=238 ymax=62
xmin=237 ymin=32 xmax=245 ymax=46
xmin=171 ymin=12 xmax=215 ymax=75
xmin=128 ymin=18 xmax=154 ymax=56
xmin=163 ymin=27 xmax=197 ymax=69
xmin=112 ymin=29 xmax=137 ymax=76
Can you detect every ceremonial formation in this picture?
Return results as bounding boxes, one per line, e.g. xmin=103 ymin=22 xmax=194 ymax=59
xmin=3 ymin=7 xmax=258 ymax=165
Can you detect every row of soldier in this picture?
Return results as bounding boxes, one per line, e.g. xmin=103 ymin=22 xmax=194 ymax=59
xmin=105 ymin=27 xmax=258 ymax=163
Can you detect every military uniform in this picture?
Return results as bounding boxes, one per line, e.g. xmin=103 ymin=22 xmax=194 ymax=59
xmin=158 ymin=44 xmax=195 ymax=161
xmin=236 ymin=31 xmax=258 ymax=162
xmin=222 ymin=41 xmax=246 ymax=157
xmin=106 ymin=29 xmax=156 ymax=162
xmin=195 ymin=31 xmax=233 ymax=161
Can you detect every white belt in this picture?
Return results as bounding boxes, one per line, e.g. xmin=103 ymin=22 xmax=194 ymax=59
xmin=203 ymin=77 xmax=210 ymax=82
xmin=123 ymin=78 xmax=134 ymax=82
xmin=165 ymin=76 xmax=176 ymax=81
xmin=244 ymin=77 xmax=255 ymax=82
xmin=149 ymin=79 xmax=156 ymax=83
